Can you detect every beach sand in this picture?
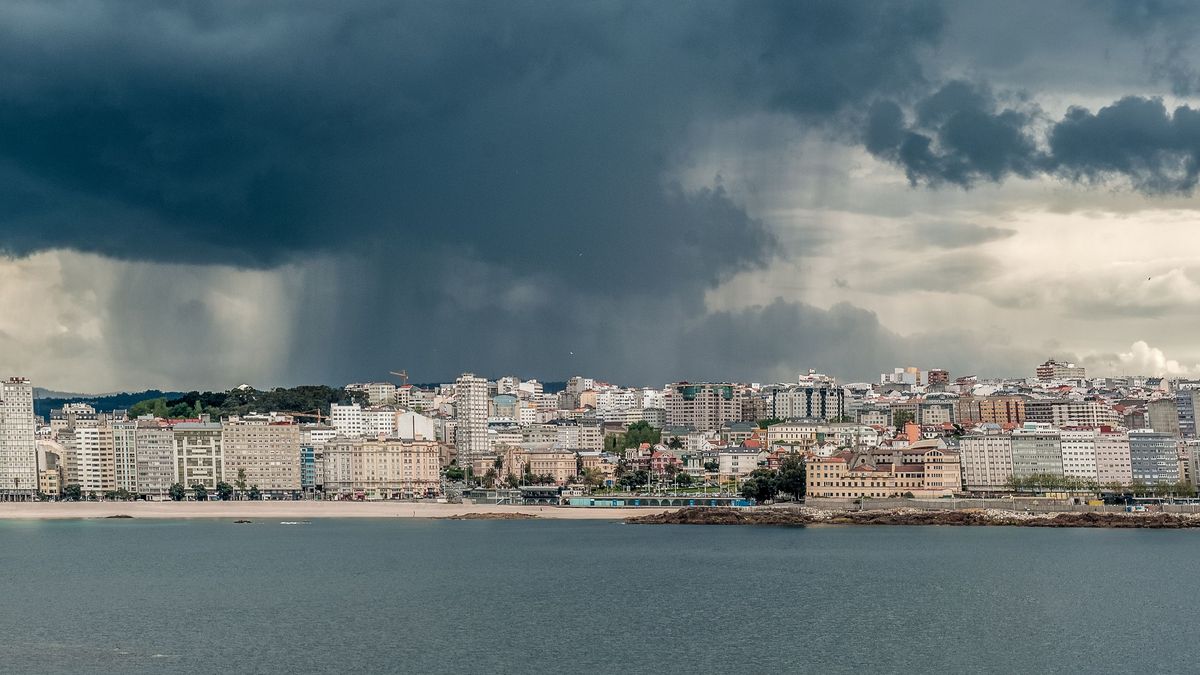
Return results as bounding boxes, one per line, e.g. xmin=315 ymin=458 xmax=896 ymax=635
xmin=0 ymin=501 xmax=669 ymax=520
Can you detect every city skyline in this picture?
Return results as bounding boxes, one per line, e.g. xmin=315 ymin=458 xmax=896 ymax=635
xmin=6 ymin=2 xmax=1200 ymax=392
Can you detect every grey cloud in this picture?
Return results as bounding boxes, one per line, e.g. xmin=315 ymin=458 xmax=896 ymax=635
xmin=672 ymin=298 xmax=1035 ymax=383
xmin=910 ymin=222 xmax=1016 ymax=249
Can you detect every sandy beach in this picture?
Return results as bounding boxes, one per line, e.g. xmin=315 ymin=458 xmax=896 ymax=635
xmin=0 ymin=501 xmax=670 ymax=520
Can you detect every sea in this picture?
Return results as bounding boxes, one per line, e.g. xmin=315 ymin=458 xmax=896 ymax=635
xmin=0 ymin=518 xmax=1195 ymax=674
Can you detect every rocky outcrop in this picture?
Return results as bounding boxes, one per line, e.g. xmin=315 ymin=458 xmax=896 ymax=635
xmin=626 ymin=507 xmax=1200 ymax=528
xmin=443 ymin=512 xmax=540 ymax=520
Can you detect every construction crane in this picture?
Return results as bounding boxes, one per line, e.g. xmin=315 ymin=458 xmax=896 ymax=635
xmin=389 ymin=370 xmax=409 ymax=386
xmin=281 ymin=409 xmax=326 ymax=424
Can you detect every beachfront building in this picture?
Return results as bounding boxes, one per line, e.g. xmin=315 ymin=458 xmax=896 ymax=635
xmin=1010 ymin=424 xmax=1063 ymax=480
xmin=62 ymin=425 xmax=115 ymax=494
xmin=1095 ymin=428 xmax=1132 ymax=486
xmin=222 ymin=417 xmax=302 ymax=496
xmin=959 ymin=425 xmax=1014 ymax=492
xmin=322 ymin=438 xmax=442 ymax=499
xmin=1128 ymin=429 xmax=1180 ymax=485
xmin=0 ymin=377 xmax=37 ymax=498
xmin=1059 ymin=428 xmax=1098 ymax=480
xmin=173 ymin=421 xmax=224 ymax=493
xmin=135 ymin=421 xmax=176 ymax=499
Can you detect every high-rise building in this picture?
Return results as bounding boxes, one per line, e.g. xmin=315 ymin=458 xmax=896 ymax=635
xmin=112 ymin=420 xmax=139 ymax=493
xmin=1176 ymin=389 xmax=1200 ymax=438
xmin=1095 ymin=428 xmax=1132 ymax=485
xmin=455 ymin=373 xmax=489 ymax=463
xmin=959 ymin=426 xmax=1013 ymax=491
xmin=173 ymin=421 xmax=224 ymax=492
xmin=926 ymin=369 xmax=950 ymax=387
xmin=664 ymin=383 xmax=740 ymax=432
xmin=63 ymin=425 xmax=116 ymax=494
xmin=1060 ymin=428 xmax=1098 ymax=480
xmin=135 ymin=421 xmax=176 ymax=498
xmin=0 ymin=377 xmax=37 ymax=497
xmin=1128 ymin=429 xmax=1180 ymax=485
xmin=1010 ymin=424 xmax=1063 ymax=479
xmin=766 ymin=377 xmax=846 ymax=421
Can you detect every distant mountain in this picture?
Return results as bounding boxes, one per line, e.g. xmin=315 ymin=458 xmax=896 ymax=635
xmin=33 ymin=390 xmax=184 ymax=420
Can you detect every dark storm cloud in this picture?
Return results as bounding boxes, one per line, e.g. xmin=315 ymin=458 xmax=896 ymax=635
xmin=867 ymin=81 xmax=1200 ymax=195
xmin=0 ymin=0 xmax=953 ymax=384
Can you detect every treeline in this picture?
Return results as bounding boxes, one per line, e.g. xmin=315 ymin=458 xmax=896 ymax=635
xmin=127 ymin=385 xmax=368 ymax=420
xmin=35 ymin=390 xmax=183 ymax=419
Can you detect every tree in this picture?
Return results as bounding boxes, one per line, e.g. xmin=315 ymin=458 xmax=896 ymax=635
xmin=248 ymin=485 xmax=262 ymax=500
xmin=618 ymin=470 xmax=649 ymax=491
xmin=756 ymin=418 xmax=784 ymax=429
xmin=235 ymin=468 xmax=247 ymax=499
xmin=703 ymin=460 xmax=719 ymax=473
xmin=445 ymin=466 xmax=466 ymax=481
xmin=62 ymin=484 xmax=83 ymax=501
xmin=675 ymin=471 xmax=694 ymax=487
xmin=482 ymin=468 xmax=498 ymax=488
xmin=581 ymin=467 xmax=604 ymax=488
xmin=668 ymin=437 xmax=684 ymax=450
xmin=623 ymin=421 xmax=662 ymax=449
xmin=215 ymin=481 xmax=234 ymax=501
xmin=892 ymin=411 xmax=916 ymax=428
xmin=191 ymin=483 xmax=209 ymax=501
xmin=740 ymin=469 xmax=779 ymax=502
xmin=776 ymin=454 xmax=806 ymax=501
xmin=168 ymin=483 xmax=186 ymax=501
xmin=504 ymin=473 xmax=520 ymax=488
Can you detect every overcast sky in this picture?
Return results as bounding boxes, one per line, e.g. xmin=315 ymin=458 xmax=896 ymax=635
xmin=5 ymin=0 xmax=1200 ymax=392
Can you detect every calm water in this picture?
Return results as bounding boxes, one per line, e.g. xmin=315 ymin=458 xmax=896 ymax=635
xmin=0 ymin=518 xmax=1195 ymax=674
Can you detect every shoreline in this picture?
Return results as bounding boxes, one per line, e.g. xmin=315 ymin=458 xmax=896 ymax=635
xmin=0 ymin=502 xmax=670 ymax=521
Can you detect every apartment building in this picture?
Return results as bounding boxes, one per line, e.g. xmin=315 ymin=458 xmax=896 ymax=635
xmin=664 ymin=383 xmax=741 ymax=432
xmin=135 ymin=421 xmax=176 ymax=498
xmin=0 ymin=377 xmax=37 ymax=497
xmin=173 ymin=422 xmax=224 ymax=491
xmin=62 ymin=425 xmax=115 ymax=493
xmin=222 ymin=417 xmax=302 ymax=494
xmin=959 ymin=426 xmax=1014 ymax=491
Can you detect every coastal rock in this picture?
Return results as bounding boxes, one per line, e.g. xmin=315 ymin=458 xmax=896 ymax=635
xmin=626 ymin=507 xmax=1200 ymax=528
xmin=443 ymin=512 xmax=540 ymax=520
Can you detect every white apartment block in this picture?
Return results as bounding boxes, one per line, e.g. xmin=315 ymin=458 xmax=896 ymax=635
xmin=363 ymin=407 xmax=399 ymax=437
xmin=0 ymin=377 xmax=37 ymax=495
xmin=112 ymin=421 xmax=139 ymax=492
xmin=1060 ymin=428 xmax=1098 ymax=480
xmin=135 ymin=421 xmax=176 ymax=498
xmin=455 ymin=373 xmax=490 ymax=462
xmin=63 ymin=425 xmax=115 ymax=493
xmin=330 ymin=403 xmax=365 ymax=438
xmin=960 ymin=428 xmax=1014 ymax=491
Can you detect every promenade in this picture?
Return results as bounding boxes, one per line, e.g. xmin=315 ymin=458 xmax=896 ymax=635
xmin=0 ymin=501 xmax=670 ymax=520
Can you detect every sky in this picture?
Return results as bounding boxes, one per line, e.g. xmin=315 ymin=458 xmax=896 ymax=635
xmin=6 ymin=0 xmax=1200 ymax=391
